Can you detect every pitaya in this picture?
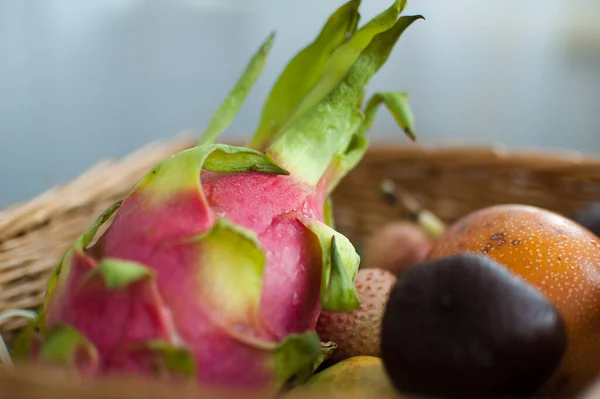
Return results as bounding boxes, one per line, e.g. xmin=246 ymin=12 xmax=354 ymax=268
xmin=12 ymin=0 xmax=422 ymax=396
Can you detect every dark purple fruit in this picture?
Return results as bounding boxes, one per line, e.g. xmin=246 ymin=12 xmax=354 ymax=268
xmin=380 ymin=253 xmax=567 ymax=398
xmin=570 ymin=202 xmax=600 ymax=238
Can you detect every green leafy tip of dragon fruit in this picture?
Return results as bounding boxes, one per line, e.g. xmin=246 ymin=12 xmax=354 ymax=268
xmin=11 ymin=0 xmax=423 ymax=397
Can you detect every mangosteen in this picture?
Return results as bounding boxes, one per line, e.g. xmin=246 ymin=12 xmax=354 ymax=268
xmin=570 ymin=202 xmax=600 ymax=238
xmin=380 ymin=253 xmax=567 ymax=398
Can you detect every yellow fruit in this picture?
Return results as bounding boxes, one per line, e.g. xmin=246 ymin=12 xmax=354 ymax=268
xmin=285 ymin=356 xmax=402 ymax=399
xmin=428 ymin=204 xmax=600 ymax=396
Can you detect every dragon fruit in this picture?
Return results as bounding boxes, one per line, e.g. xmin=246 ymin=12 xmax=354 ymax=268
xmin=12 ymin=0 xmax=422 ymax=396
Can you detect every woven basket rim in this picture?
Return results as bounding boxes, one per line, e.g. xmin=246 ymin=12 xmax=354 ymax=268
xmin=368 ymin=141 xmax=597 ymax=160
xmin=0 ymin=363 xmax=324 ymax=399
xmin=2 ymin=136 xmax=600 ymax=239
xmin=2 ymin=139 xmax=599 ymax=211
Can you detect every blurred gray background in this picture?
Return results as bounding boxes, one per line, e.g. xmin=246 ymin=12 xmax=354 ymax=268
xmin=1 ymin=0 xmax=600 ymax=207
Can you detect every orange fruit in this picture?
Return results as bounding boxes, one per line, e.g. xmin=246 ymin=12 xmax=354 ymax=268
xmin=428 ymin=204 xmax=600 ymax=396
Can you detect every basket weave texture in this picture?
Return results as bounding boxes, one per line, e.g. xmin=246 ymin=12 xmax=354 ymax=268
xmin=0 ymin=137 xmax=193 ymax=340
xmin=2 ymin=137 xmax=600 ymax=343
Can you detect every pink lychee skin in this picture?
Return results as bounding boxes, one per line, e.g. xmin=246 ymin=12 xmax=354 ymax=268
xmin=43 ymin=172 xmax=328 ymax=392
xmin=316 ymin=268 xmax=396 ymax=363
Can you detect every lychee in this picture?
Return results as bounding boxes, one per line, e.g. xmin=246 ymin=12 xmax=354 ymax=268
xmin=316 ymin=268 xmax=396 ymax=363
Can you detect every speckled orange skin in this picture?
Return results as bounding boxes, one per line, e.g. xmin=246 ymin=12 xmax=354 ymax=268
xmin=428 ymin=204 xmax=600 ymax=397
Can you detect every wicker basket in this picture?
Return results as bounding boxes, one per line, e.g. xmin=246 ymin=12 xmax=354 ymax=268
xmin=2 ymin=136 xmax=600 ymax=398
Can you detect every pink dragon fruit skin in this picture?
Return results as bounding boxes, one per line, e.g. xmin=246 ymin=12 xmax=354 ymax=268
xmin=97 ymin=171 xmax=327 ymax=340
xmin=202 ymin=172 xmax=327 ymax=337
xmin=32 ymin=148 xmax=346 ymax=394
xmin=14 ymin=0 xmax=423 ymax=396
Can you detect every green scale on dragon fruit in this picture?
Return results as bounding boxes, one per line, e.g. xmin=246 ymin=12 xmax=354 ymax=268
xmin=12 ymin=0 xmax=423 ymax=396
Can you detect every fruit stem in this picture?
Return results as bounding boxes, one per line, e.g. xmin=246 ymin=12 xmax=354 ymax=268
xmin=380 ymin=179 xmax=446 ymax=240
